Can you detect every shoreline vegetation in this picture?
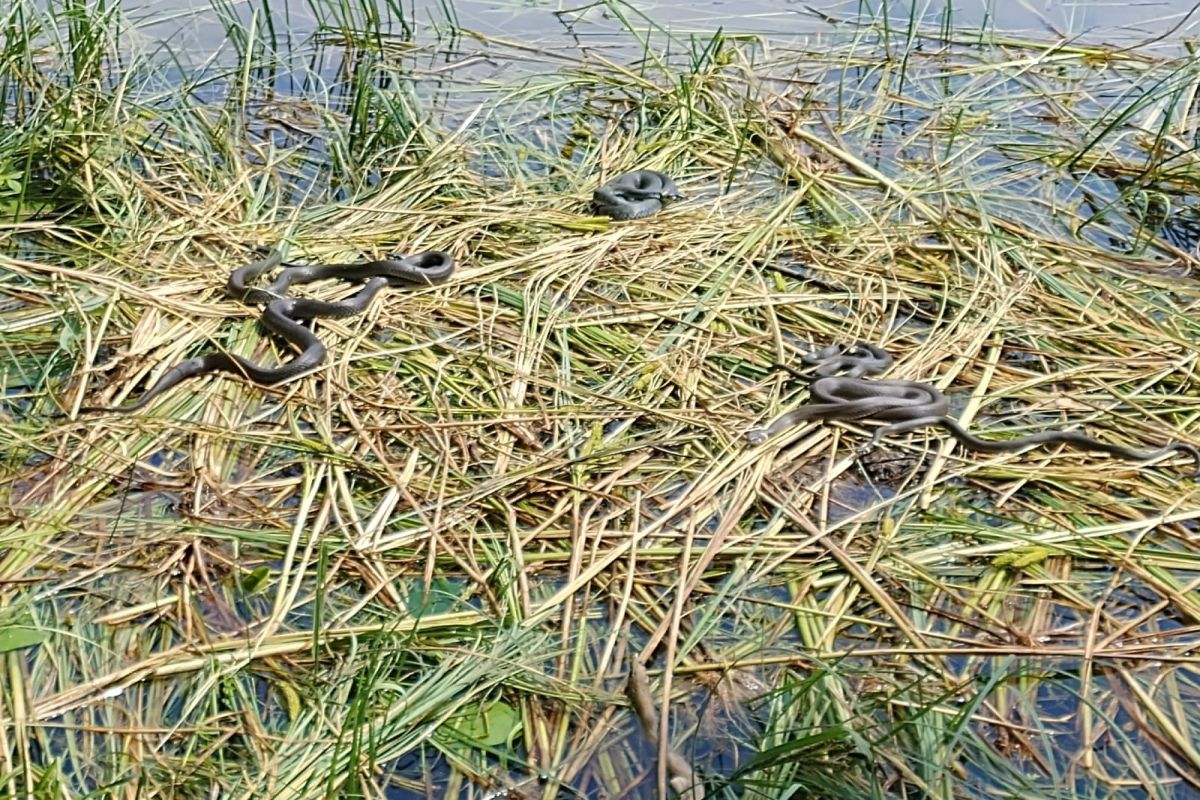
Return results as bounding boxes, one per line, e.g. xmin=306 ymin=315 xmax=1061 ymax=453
xmin=2 ymin=1 xmax=1200 ymax=797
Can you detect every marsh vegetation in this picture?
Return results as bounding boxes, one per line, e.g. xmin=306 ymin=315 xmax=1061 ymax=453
xmin=2 ymin=1 xmax=1200 ymax=797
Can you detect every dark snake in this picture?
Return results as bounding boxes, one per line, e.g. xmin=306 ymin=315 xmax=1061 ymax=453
xmin=592 ymin=170 xmax=685 ymax=220
xmin=82 ymin=247 xmax=455 ymax=413
xmin=747 ymin=342 xmax=1200 ymax=476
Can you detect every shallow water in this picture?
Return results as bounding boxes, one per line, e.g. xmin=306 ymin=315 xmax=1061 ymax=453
xmin=124 ymin=0 xmax=1200 ymax=57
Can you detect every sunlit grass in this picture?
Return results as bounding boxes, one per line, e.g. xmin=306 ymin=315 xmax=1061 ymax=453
xmin=1 ymin=0 xmax=1200 ymax=798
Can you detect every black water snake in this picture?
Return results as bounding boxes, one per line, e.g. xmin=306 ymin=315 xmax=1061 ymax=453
xmin=592 ymin=170 xmax=685 ymax=220
xmin=82 ymin=247 xmax=454 ymax=413
xmin=748 ymin=342 xmax=1200 ymax=475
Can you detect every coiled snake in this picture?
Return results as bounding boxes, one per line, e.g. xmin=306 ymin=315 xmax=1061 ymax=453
xmin=747 ymin=342 xmax=1200 ymax=476
xmin=592 ymin=170 xmax=685 ymax=220
xmin=82 ymin=247 xmax=455 ymax=413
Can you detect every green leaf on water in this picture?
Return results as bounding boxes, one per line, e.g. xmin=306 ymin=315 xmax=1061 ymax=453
xmin=405 ymin=576 xmax=466 ymax=616
xmin=239 ymin=565 xmax=272 ymax=594
xmin=0 ymin=625 xmax=48 ymax=654
xmin=57 ymin=320 xmax=79 ymax=353
xmin=447 ymin=700 xmax=519 ymax=747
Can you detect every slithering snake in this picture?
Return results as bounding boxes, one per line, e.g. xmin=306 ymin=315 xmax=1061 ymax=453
xmin=592 ymin=170 xmax=685 ymax=220
xmin=747 ymin=342 xmax=1200 ymax=475
xmin=83 ymin=247 xmax=455 ymax=413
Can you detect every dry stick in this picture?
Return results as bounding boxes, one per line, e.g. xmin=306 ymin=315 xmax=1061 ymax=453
xmin=625 ymin=658 xmax=704 ymax=800
xmin=665 ymin=642 xmax=1198 ymax=673
xmin=1105 ymin=1 xmax=1200 ymax=56
xmin=0 ymin=687 xmax=13 ymax=800
xmin=2 ymin=654 xmax=30 ymax=798
xmin=1076 ymin=491 xmax=1186 ymax=772
xmin=595 ymin=492 xmax=642 ymax=687
xmin=1079 ymin=594 xmax=1104 ymax=774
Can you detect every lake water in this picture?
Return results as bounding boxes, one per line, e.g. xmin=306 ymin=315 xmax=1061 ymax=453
xmin=123 ymin=0 xmax=1200 ymax=57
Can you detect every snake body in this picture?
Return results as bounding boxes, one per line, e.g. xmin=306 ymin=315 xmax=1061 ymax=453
xmin=84 ymin=248 xmax=455 ymax=413
xmin=592 ymin=170 xmax=685 ymax=220
xmin=226 ymin=249 xmax=454 ymax=303
xmin=749 ymin=377 xmax=949 ymax=444
xmin=802 ymin=341 xmax=894 ymax=378
xmin=748 ymin=342 xmax=1200 ymax=475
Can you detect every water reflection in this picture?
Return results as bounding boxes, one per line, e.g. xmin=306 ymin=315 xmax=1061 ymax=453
xmin=116 ymin=0 xmax=1200 ymax=59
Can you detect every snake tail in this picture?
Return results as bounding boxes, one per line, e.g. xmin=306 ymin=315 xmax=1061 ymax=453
xmin=872 ymin=416 xmax=1200 ymax=476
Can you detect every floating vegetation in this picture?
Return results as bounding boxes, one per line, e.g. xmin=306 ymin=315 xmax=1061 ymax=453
xmin=2 ymin=0 xmax=1200 ymax=797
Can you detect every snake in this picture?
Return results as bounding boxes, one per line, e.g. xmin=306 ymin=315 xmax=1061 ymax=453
xmin=82 ymin=248 xmax=455 ymax=413
xmin=592 ymin=170 xmax=685 ymax=220
xmin=747 ymin=342 xmax=1200 ymax=475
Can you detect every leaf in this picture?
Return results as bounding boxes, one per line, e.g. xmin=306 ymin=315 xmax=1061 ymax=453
xmin=448 ymin=700 xmax=519 ymax=747
xmin=240 ymin=566 xmax=271 ymax=595
xmin=0 ymin=625 xmax=48 ymax=654
xmin=728 ymin=726 xmax=852 ymax=780
xmin=57 ymin=322 xmax=78 ymax=352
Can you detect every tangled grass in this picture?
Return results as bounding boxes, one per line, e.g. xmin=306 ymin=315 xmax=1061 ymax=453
xmin=2 ymin=1 xmax=1200 ymax=798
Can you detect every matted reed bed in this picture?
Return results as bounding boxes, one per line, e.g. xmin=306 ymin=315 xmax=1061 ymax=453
xmin=2 ymin=1 xmax=1199 ymax=797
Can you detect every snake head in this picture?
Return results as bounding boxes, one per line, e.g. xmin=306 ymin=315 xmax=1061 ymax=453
xmin=853 ymin=428 xmax=888 ymax=457
xmin=1176 ymin=443 xmax=1200 ymax=479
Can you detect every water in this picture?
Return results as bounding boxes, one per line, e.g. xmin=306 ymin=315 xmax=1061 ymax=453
xmin=121 ymin=0 xmax=1200 ymax=58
